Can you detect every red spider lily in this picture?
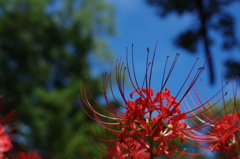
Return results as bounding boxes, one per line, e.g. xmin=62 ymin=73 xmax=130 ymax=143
xmin=182 ymin=76 xmax=240 ymax=158
xmin=0 ymin=125 xmax=12 ymax=159
xmin=0 ymin=96 xmax=42 ymax=159
xmin=79 ymin=43 xmax=222 ymax=158
xmin=0 ymin=96 xmax=15 ymax=159
xmin=16 ymin=151 xmax=42 ymax=159
xmin=210 ymin=79 xmax=240 ymax=159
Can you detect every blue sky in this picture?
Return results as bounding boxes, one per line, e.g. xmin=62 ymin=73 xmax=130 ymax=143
xmin=95 ymin=0 xmax=240 ymax=105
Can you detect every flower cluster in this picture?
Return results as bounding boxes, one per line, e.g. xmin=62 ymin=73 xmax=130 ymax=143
xmin=80 ymin=44 xmax=239 ymax=158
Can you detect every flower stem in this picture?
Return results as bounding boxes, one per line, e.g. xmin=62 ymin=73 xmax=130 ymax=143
xmin=148 ymin=111 xmax=154 ymax=159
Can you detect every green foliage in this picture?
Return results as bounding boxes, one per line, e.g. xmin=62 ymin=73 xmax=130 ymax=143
xmin=0 ymin=0 xmax=115 ymax=158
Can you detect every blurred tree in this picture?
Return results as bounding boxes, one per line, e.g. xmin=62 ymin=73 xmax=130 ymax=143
xmin=0 ymin=0 xmax=115 ymax=158
xmin=145 ymin=0 xmax=240 ymax=83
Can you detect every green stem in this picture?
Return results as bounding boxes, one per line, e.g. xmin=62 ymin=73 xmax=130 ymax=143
xmin=235 ymin=132 xmax=240 ymax=144
xmin=149 ymin=136 xmax=154 ymax=159
xmin=148 ymin=111 xmax=154 ymax=159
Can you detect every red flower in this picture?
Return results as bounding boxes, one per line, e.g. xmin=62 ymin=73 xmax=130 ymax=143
xmin=79 ymin=44 xmax=218 ymax=158
xmin=0 ymin=96 xmax=42 ymax=159
xmin=17 ymin=151 xmax=42 ymax=159
xmin=211 ymin=112 xmax=240 ymax=156
xmin=0 ymin=125 xmax=12 ymax=159
xmin=182 ymin=77 xmax=240 ymax=158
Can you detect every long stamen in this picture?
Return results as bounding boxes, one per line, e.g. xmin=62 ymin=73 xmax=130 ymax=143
xmin=148 ymin=41 xmax=158 ymax=90
xmin=160 ymin=56 xmax=169 ymax=92
xmin=175 ymin=58 xmax=199 ymax=99
xmin=160 ymin=53 xmax=180 ymax=92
